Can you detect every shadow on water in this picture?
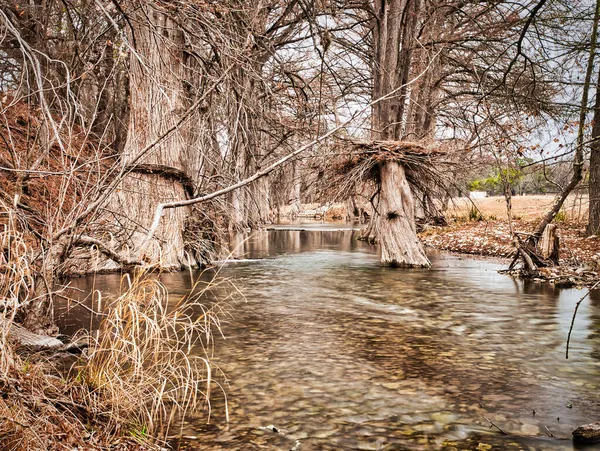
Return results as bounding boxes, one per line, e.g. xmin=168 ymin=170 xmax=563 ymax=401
xmin=58 ymin=226 xmax=600 ymax=450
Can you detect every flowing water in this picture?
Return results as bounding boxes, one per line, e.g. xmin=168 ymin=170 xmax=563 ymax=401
xmin=60 ymin=225 xmax=600 ymax=450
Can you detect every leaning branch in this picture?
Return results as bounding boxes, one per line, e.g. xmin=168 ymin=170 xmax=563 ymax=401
xmin=73 ymin=236 xmax=142 ymax=267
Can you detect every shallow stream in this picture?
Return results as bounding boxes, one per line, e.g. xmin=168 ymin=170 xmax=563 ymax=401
xmin=61 ymin=225 xmax=600 ymax=450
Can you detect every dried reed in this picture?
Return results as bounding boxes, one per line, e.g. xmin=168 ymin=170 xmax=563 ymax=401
xmin=76 ymin=269 xmax=236 ymax=443
xmin=0 ymin=206 xmax=34 ymax=376
xmin=0 ymin=200 xmax=235 ymax=449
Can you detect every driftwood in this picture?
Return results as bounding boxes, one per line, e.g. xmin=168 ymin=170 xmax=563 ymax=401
xmin=338 ymin=139 xmax=453 ymax=196
xmin=3 ymin=319 xmax=88 ymax=352
xmin=4 ymin=320 xmax=63 ymax=349
xmin=508 ymin=223 xmax=561 ymax=272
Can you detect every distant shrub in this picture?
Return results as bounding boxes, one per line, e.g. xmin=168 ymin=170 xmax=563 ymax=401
xmin=554 ymin=210 xmax=568 ymax=223
xmin=469 ymin=206 xmax=483 ymax=221
xmin=450 ymin=214 xmax=468 ymax=223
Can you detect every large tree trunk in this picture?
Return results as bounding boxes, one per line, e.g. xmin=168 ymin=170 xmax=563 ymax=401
xmin=372 ymin=0 xmax=405 ymax=139
xmin=107 ymin=6 xmax=192 ymax=269
xmin=369 ymin=0 xmax=430 ymax=268
xmin=226 ymin=71 xmax=271 ymax=229
xmin=588 ymin=67 xmax=600 ymax=235
xmin=248 ymin=176 xmax=271 ymax=225
xmin=230 ymin=143 xmax=248 ymax=230
xmin=223 ymin=6 xmax=273 ymax=230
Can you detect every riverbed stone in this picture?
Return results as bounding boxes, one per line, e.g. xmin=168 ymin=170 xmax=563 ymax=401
xmin=573 ymin=422 xmax=600 ymax=443
xmin=520 ymin=424 xmax=539 ymax=435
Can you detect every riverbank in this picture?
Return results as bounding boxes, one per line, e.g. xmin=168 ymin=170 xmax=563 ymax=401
xmin=420 ymin=218 xmax=600 ymax=287
xmin=1 ymin=268 xmax=220 ymax=451
xmin=0 ymin=359 xmax=153 ymax=451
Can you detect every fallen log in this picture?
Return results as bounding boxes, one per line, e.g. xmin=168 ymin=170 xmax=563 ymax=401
xmin=5 ymin=321 xmax=63 ymax=349
xmin=2 ymin=320 xmax=88 ymax=352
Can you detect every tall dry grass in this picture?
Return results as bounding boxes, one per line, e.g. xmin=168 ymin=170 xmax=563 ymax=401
xmin=0 ymin=206 xmax=94 ymax=450
xmin=75 ymin=269 xmax=236 ymax=443
xmin=0 ymin=202 xmax=236 ymax=449
xmin=0 ymin=207 xmax=34 ymax=375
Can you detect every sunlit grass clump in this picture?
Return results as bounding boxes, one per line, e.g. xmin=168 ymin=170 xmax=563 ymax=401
xmin=77 ymin=270 xmax=234 ymax=442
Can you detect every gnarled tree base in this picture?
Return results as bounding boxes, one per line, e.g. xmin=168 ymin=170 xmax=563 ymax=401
xmin=377 ymin=162 xmax=430 ymax=268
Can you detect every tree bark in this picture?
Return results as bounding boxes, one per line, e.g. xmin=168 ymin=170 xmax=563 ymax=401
xmin=377 ymin=162 xmax=430 ymax=267
xmin=372 ymin=0 xmax=406 ymax=139
xmin=107 ymin=5 xmax=193 ymax=269
xmin=369 ymin=0 xmax=430 ymax=267
xmin=248 ymin=175 xmax=271 ymax=225
xmin=540 ymin=223 xmax=559 ymax=264
xmin=224 ymin=7 xmax=273 ymax=230
xmin=588 ymin=66 xmax=600 ymax=235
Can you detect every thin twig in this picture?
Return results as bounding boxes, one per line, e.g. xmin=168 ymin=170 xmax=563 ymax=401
xmin=566 ymin=279 xmax=600 ymax=359
xmin=483 ymin=415 xmax=508 ymax=435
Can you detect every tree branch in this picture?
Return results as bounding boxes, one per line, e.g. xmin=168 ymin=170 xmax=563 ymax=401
xmin=73 ymin=235 xmax=142 ymax=267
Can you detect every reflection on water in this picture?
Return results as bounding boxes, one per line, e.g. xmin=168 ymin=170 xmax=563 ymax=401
xmin=59 ymin=228 xmax=600 ymax=450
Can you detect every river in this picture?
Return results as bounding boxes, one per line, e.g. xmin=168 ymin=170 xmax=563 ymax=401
xmin=60 ymin=225 xmax=600 ymax=450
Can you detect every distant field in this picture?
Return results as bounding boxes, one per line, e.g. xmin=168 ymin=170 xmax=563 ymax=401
xmin=277 ymin=194 xmax=590 ymax=223
xmin=446 ymin=194 xmax=589 ymax=221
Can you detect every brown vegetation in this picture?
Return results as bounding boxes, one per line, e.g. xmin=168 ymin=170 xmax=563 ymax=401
xmin=0 ymin=98 xmax=112 ymax=236
xmin=0 ymin=206 xmax=233 ymax=449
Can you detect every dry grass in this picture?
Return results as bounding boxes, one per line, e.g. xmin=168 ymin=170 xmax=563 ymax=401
xmin=447 ymin=194 xmax=589 ymax=222
xmin=0 ymin=207 xmax=98 ymax=450
xmin=76 ymin=270 xmax=235 ymax=443
xmin=0 ymin=206 xmax=35 ymax=375
xmin=0 ymin=201 xmax=236 ymax=449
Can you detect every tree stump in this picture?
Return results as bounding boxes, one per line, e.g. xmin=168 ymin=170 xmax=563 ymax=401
xmin=540 ymin=223 xmax=559 ymax=264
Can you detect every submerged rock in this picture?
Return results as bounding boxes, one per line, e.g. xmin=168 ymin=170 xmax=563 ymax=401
xmin=572 ymin=422 xmax=600 ymax=443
